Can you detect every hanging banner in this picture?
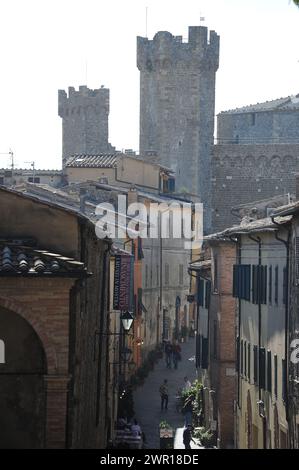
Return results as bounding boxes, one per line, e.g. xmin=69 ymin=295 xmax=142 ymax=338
xmin=113 ymin=255 xmax=133 ymax=310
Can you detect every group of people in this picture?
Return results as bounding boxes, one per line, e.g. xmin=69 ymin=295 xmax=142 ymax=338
xmin=164 ymin=340 xmax=182 ymax=369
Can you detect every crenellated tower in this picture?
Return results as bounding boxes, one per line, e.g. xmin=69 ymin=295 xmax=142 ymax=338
xmin=58 ymin=85 xmax=115 ymax=167
xmin=137 ymin=26 xmax=220 ymax=230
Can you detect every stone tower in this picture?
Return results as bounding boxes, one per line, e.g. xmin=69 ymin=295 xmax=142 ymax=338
xmin=137 ymin=26 xmax=219 ymax=230
xmin=58 ymin=85 xmax=115 ymax=166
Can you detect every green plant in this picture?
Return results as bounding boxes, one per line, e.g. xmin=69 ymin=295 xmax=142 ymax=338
xmin=159 ymin=420 xmax=172 ymax=429
xmin=194 ymin=428 xmax=213 ymax=447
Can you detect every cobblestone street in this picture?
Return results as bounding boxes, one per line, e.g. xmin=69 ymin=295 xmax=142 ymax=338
xmin=133 ymin=338 xmax=200 ymax=449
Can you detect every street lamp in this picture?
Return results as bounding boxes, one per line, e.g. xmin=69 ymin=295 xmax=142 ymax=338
xmin=120 ymin=311 xmax=134 ymax=332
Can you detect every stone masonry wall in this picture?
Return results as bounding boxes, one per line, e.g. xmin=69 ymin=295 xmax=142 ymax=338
xmin=58 ymin=86 xmax=115 ymax=166
xmin=137 ymin=26 xmax=219 ymax=230
xmin=211 ymin=143 xmax=299 ymax=232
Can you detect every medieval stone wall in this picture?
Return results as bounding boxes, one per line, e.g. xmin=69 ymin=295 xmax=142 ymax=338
xmin=211 ymin=143 xmax=299 ymax=232
xmin=137 ymin=26 xmax=219 ymax=230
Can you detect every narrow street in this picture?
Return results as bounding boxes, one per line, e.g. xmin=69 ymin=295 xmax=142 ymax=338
xmin=133 ymin=338 xmax=199 ymax=449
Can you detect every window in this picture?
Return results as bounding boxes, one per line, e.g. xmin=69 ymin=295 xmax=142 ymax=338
xmin=205 ymin=281 xmax=211 ymax=309
xmin=28 ymin=177 xmax=40 ymax=183
xmin=274 ymin=354 xmax=278 ymax=398
xmin=253 ymin=345 xmax=258 ymax=384
xmin=233 ymin=264 xmax=251 ymax=301
xmin=259 ymin=347 xmax=266 ymax=390
xmin=197 ymin=278 xmax=204 ymax=307
xmin=0 ymin=177 xmax=4 ymax=185
xmin=213 ymin=256 xmax=218 ymax=292
xmin=269 ymin=265 xmax=272 ymax=304
xmin=252 ymin=265 xmax=267 ymax=304
xmin=240 ymin=340 xmax=244 ymax=376
xmin=145 ymin=265 xmax=148 ymax=288
xmin=251 ymin=113 xmax=256 ymax=126
xmin=179 ymin=264 xmax=184 ymax=285
xmin=267 ymin=350 xmax=272 ymax=393
xmin=165 ymin=264 xmax=169 ymax=286
xmin=275 ymin=266 xmax=279 ymax=305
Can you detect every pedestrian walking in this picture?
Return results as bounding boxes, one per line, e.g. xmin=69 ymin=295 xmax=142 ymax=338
xmin=172 ymin=342 xmax=181 ymax=369
xmin=165 ymin=342 xmax=172 ymax=369
xmin=182 ymin=395 xmax=194 ymax=427
xmin=183 ymin=425 xmax=196 ymax=450
xmin=159 ymin=379 xmax=169 ymax=411
xmin=183 ymin=376 xmax=192 ymax=391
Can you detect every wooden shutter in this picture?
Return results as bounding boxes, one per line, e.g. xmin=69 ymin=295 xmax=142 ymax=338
xmin=248 ymin=343 xmax=251 ymax=382
xmin=267 ymin=350 xmax=272 ymax=393
xmin=274 ymin=354 xmax=278 ymax=398
xmin=202 ymin=337 xmax=209 ymax=369
xmin=253 ymin=345 xmax=258 ymax=384
xmin=259 ymin=347 xmax=266 ymax=389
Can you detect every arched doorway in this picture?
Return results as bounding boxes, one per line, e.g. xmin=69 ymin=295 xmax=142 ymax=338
xmin=0 ymin=306 xmax=47 ymax=448
xmin=247 ymin=391 xmax=253 ymax=449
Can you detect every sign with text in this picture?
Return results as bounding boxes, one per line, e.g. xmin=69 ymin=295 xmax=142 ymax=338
xmin=113 ymin=255 xmax=133 ymax=311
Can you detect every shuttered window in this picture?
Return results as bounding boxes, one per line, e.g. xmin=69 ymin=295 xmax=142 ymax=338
xmin=240 ymin=340 xmax=244 ymax=376
xmin=274 ymin=354 xmax=278 ymax=398
xmin=269 ymin=265 xmax=272 ymax=304
xmin=275 ymin=266 xmax=279 ymax=305
xmin=233 ymin=264 xmax=251 ymax=301
xmin=252 ymin=265 xmax=267 ymax=304
xmin=267 ymin=350 xmax=272 ymax=393
xmin=253 ymin=345 xmax=258 ymax=384
xmin=197 ymin=278 xmax=204 ymax=307
xmin=236 ymin=337 xmax=240 ymax=373
xmin=205 ymin=281 xmax=211 ymax=309
xmin=259 ymin=347 xmax=266 ymax=389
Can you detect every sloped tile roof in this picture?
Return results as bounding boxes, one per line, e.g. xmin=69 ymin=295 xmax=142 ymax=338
xmin=0 ymin=243 xmax=88 ymax=277
xmin=220 ymin=94 xmax=299 ymax=115
xmin=65 ymin=154 xmax=120 ymax=168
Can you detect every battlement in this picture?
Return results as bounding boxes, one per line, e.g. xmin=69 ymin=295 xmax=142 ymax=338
xmin=137 ymin=26 xmax=219 ymax=71
xmin=58 ymin=85 xmax=109 ymax=117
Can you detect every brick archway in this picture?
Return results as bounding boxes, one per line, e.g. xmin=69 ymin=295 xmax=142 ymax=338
xmin=0 ymin=295 xmax=58 ymax=373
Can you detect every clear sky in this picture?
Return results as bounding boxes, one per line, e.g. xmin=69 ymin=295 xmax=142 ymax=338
xmin=0 ymin=0 xmax=298 ymax=169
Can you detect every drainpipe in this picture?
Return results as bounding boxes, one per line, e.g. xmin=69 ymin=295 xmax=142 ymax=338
xmin=271 ymin=217 xmax=290 ymax=429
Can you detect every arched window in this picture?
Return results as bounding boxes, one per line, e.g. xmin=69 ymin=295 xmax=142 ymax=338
xmin=0 ymin=339 xmax=5 ymax=363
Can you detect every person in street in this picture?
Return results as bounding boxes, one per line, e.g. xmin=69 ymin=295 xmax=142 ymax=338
xmin=165 ymin=342 xmax=173 ymax=369
xmin=182 ymin=394 xmax=194 ymax=427
xmin=183 ymin=425 xmax=196 ymax=450
xmin=159 ymin=379 xmax=169 ymax=411
xmin=183 ymin=376 xmax=192 ymax=390
xmin=172 ymin=342 xmax=181 ymax=369
xmin=130 ymin=419 xmax=142 ymax=436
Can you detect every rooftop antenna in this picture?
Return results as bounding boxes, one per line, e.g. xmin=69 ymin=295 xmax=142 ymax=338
xmin=85 ymin=60 xmax=88 ymax=86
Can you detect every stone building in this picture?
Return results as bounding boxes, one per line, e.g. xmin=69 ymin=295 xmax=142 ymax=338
xmin=212 ymin=95 xmax=299 ymax=232
xmin=0 ymin=168 xmax=62 ymax=187
xmin=217 ymin=95 xmax=299 ymax=145
xmin=137 ymin=26 xmax=219 ymax=230
xmin=211 ymin=143 xmax=299 ymax=232
xmin=190 ymin=238 xmax=236 ymax=448
xmin=0 ymin=186 xmax=111 ymax=449
xmin=58 ymin=86 xmax=115 ymax=166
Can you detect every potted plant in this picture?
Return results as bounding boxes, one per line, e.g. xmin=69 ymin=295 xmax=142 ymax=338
xmin=198 ymin=428 xmax=214 ymax=448
xmin=159 ymin=421 xmax=174 ymax=449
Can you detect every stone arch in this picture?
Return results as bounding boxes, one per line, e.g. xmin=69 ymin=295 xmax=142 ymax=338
xmin=244 ymin=155 xmax=255 ymax=168
xmin=270 ymin=155 xmax=282 ymax=172
xmin=247 ymin=391 xmax=253 ymax=449
xmin=257 ymin=155 xmax=269 ymax=176
xmin=0 ymin=296 xmax=57 ymax=373
xmin=282 ymin=155 xmax=295 ymax=170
